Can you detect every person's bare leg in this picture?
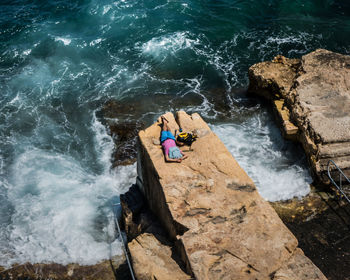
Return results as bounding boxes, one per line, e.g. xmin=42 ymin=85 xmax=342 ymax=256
xmin=161 ymin=116 xmax=170 ymax=131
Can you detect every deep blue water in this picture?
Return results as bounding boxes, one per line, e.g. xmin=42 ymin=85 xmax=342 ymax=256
xmin=1 ymin=0 xmax=349 ymax=266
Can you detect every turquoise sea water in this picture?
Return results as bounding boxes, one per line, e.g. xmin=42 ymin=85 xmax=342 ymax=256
xmin=1 ymin=0 xmax=350 ymax=266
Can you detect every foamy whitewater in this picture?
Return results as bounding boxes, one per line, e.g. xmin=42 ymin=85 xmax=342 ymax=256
xmin=0 ymin=115 xmax=136 ymax=266
xmin=1 ymin=0 xmax=349 ymax=268
xmin=211 ymin=118 xmax=312 ymax=202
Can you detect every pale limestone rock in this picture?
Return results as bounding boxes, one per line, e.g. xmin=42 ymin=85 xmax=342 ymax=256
xmin=293 ymin=49 xmax=350 ymax=144
xmin=128 ymin=233 xmax=191 ymax=280
xmin=273 ymin=99 xmax=299 ymax=141
xmin=273 ymin=248 xmax=327 ymax=280
xmin=121 ymin=184 xmax=192 ymax=280
xmin=248 ymin=49 xmax=350 ymax=182
xmin=248 ymin=56 xmax=301 ymax=99
xmin=137 ymin=111 xmax=326 ymax=279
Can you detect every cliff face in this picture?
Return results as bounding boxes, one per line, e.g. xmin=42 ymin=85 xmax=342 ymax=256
xmin=248 ymin=49 xmax=350 ymax=183
xmin=134 ymin=111 xmax=326 ymax=280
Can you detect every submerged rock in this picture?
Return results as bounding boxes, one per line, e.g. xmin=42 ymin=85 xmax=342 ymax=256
xmin=0 ymin=257 xmax=126 ymax=280
xmin=248 ymin=49 xmax=350 ymax=184
xmin=270 ymin=186 xmax=330 ymax=223
xmin=98 ymin=100 xmax=144 ymax=167
xmin=136 ymin=111 xmax=326 ymax=279
xmin=109 ymin=122 xmax=143 ymax=167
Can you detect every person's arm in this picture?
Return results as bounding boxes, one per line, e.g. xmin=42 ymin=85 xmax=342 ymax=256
xmin=165 ymin=154 xmax=182 ymax=163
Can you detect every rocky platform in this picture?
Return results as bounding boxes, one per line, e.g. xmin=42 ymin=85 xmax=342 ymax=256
xmin=132 ymin=111 xmax=326 ymax=280
xmin=248 ymin=49 xmax=350 ymax=184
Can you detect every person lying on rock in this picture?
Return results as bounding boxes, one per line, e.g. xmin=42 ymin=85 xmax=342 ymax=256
xmin=160 ymin=116 xmax=188 ymax=163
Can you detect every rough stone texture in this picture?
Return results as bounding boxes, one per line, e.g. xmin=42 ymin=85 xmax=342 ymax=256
xmin=248 ymin=55 xmax=301 ymax=100
xmin=272 ymin=99 xmax=299 ymax=141
xmin=273 ymin=248 xmax=328 ymax=280
xmin=137 ymin=111 xmax=326 ymax=280
xmin=270 ymin=186 xmax=330 ymax=223
xmin=108 ymin=122 xmax=143 ymax=167
xmin=248 ymin=49 xmax=350 ymax=182
xmin=120 ymin=184 xmax=191 ymax=280
xmin=128 ymin=233 xmax=192 ymax=280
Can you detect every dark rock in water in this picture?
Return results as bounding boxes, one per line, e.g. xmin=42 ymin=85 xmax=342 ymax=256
xmin=270 ymin=186 xmax=330 ymax=223
xmin=99 ymin=100 xmax=137 ymax=120
xmin=109 ymin=122 xmax=143 ymax=167
xmin=0 ymin=257 xmax=127 ymax=280
xmin=97 ymin=100 xmax=144 ymax=167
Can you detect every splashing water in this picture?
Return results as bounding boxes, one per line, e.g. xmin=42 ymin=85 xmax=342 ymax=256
xmin=211 ymin=112 xmax=312 ymax=202
xmin=1 ymin=0 xmax=350 ymax=267
xmin=0 ymin=115 xmax=136 ymax=266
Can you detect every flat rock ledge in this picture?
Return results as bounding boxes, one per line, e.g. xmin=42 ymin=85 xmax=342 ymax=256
xmin=248 ymin=49 xmax=350 ymax=183
xmin=132 ymin=111 xmax=326 ymax=280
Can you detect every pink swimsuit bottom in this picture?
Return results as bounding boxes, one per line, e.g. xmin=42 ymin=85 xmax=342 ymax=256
xmin=162 ymin=138 xmax=176 ymax=156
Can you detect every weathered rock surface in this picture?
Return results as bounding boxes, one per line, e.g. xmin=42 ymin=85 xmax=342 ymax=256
xmin=128 ymin=233 xmax=191 ymax=280
xmin=137 ymin=111 xmax=326 ymax=279
xmin=248 ymin=49 xmax=350 ymax=183
xmin=120 ymin=184 xmax=191 ymax=280
xmin=273 ymin=248 xmax=328 ymax=280
xmin=248 ymin=55 xmax=301 ymax=100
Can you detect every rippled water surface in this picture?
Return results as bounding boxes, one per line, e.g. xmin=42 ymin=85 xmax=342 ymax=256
xmin=1 ymin=0 xmax=350 ymax=266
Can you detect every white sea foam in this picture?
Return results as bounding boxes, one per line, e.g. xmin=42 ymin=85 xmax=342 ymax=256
xmin=0 ymin=156 xmax=3 ymax=175
xmin=211 ymin=119 xmax=311 ymax=202
xmin=90 ymin=38 xmax=103 ymax=46
xmin=178 ymin=77 xmax=222 ymax=119
xmin=0 ymin=116 xmax=137 ymax=267
xmin=92 ymin=113 xmax=115 ymax=171
xmin=54 ymin=37 xmax=72 ymax=46
xmin=22 ymin=49 xmax=32 ymax=56
xmin=244 ymin=30 xmax=322 ymax=59
xmin=141 ymin=32 xmax=199 ymax=61
xmin=102 ymin=5 xmax=112 ymax=15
